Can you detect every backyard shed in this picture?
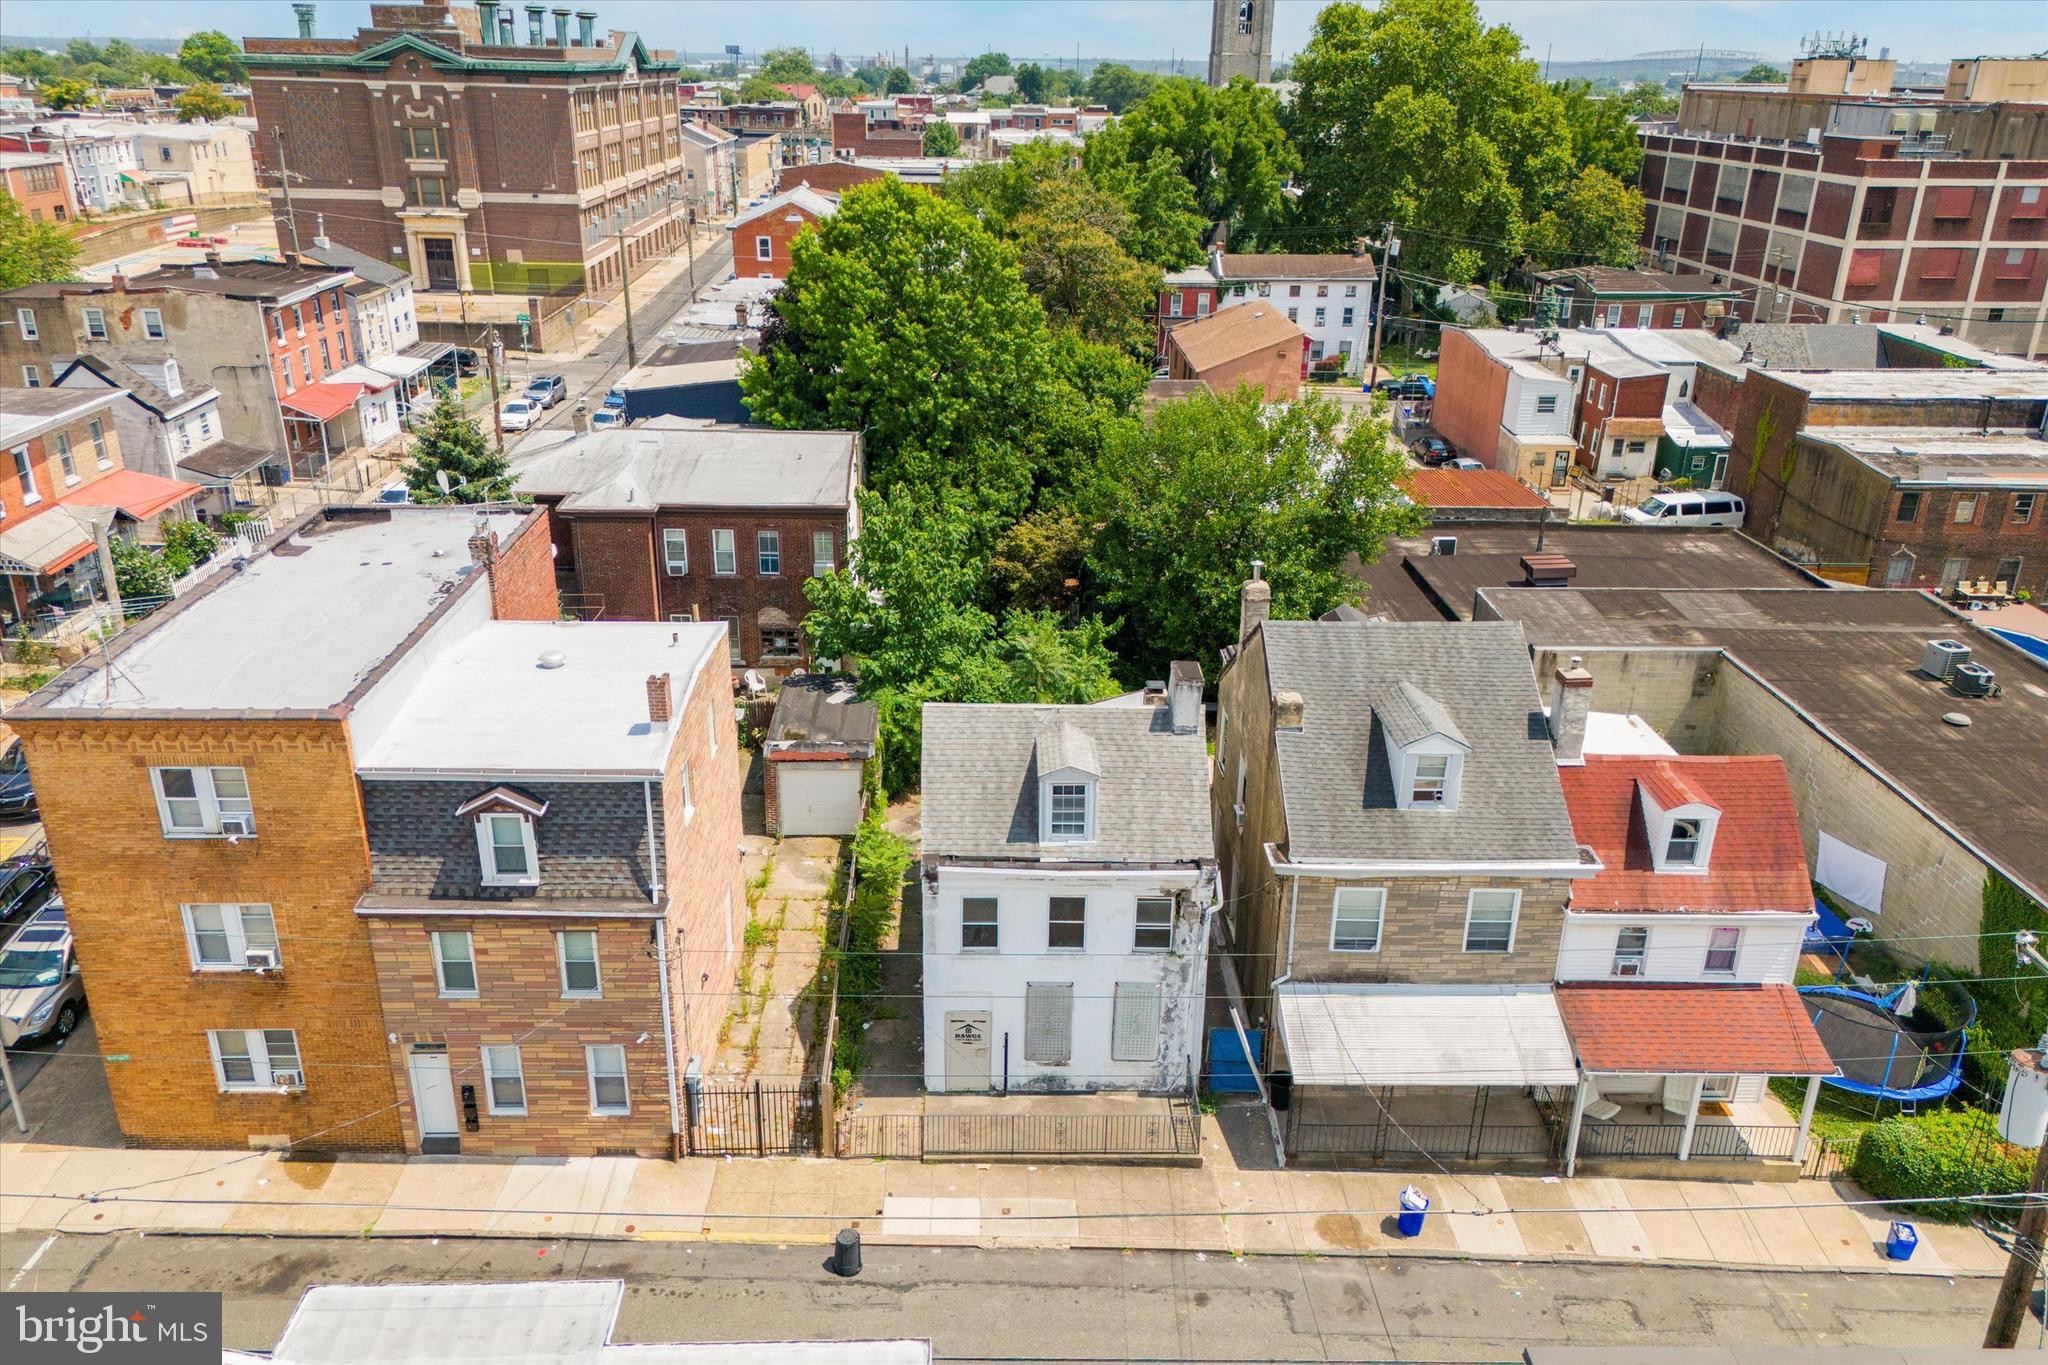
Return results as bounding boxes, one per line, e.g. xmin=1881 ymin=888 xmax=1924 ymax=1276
xmin=764 ymin=674 xmax=878 ymax=837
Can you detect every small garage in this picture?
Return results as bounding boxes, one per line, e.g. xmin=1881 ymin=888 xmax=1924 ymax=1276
xmin=763 ymin=674 xmax=879 ymax=838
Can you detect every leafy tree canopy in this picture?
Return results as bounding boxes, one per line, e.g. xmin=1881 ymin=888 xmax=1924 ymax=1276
xmin=40 ymin=77 xmax=92 ymax=111
xmin=922 ymin=118 xmax=962 ymax=157
xmin=757 ymin=47 xmax=816 ymax=83
xmin=0 ymin=195 xmax=81 ymax=290
xmin=178 ymin=31 xmax=246 ymax=84
xmin=1015 ymin=61 xmax=1047 ymax=102
xmin=1084 ymin=387 xmax=1423 ymax=677
xmin=1737 ymin=64 xmax=1787 ymax=84
xmin=738 ymin=73 xmax=784 ymax=103
xmin=1552 ymin=79 xmax=1643 ymax=183
xmin=961 ymin=52 xmax=1013 ymax=90
xmin=172 ymin=82 xmax=237 ymax=123
xmin=1088 ymin=77 xmax=1296 ymax=248
xmin=1524 ymin=166 xmax=1644 ymax=272
xmin=403 ymin=395 xmax=517 ymax=503
xmin=1011 ymin=175 xmax=1159 ymax=357
xmin=1612 ymin=82 xmax=1677 ymax=119
xmin=884 ymin=66 xmax=913 ymax=95
xmin=1084 ymin=62 xmax=1156 ymax=113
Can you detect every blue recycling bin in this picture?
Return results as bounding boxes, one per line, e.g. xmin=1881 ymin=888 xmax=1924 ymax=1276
xmin=1396 ymin=1186 xmax=1430 ymax=1238
xmin=1886 ymin=1220 xmax=1918 ymax=1261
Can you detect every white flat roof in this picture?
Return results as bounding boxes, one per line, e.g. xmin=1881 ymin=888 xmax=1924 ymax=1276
xmin=36 ymin=508 xmax=529 ymax=713
xmin=355 ymin=620 xmax=725 ymax=777
xmin=1276 ymin=983 xmax=1578 ymax=1087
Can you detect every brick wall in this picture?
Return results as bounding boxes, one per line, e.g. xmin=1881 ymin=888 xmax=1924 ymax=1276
xmin=733 ymin=204 xmax=825 ymax=281
xmin=1193 ymin=340 xmax=1303 ymax=402
xmin=658 ymin=651 xmax=747 ymax=1074
xmin=366 ymin=915 xmax=673 ymax=1157
xmin=362 ymin=778 xmax=659 ymax=899
xmin=10 ymin=716 xmax=402 ymax=1151
xmin=1212 ymin=627 xmax=1290 ymax=1035
xmin=1433 ymin=330 xmax=1511 ymax=466
xmin=568 ymin=514 xmax=659 ymax=620
xmin=485 ymin=504 xmax=562 ymax=620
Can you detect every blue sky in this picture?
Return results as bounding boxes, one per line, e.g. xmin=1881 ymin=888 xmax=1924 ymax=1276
xmin=5 ymin=0 xmax=2044 ymax=66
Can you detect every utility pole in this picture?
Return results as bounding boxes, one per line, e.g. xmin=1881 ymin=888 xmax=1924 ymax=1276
xmin=1367 ymin=223 xmax=1396 ymax=386
xmin=483 ymin=327 xmax=506 ymax=457
xmin=683 ymin=203 xmax=698 ymax=297
xmin=615 ymin=223 xmax=639 ymax=369
xmin=273 ymin=128 xmax=302 ymax=257
xmin=1985 ymin=1138 xmax=2048 ymax=1347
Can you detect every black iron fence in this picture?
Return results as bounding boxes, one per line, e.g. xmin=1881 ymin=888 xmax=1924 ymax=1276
xmin=837 ymin=1098 xmax=1200 ymax=1161
xmin=1571 ymin=1119 xmax=1799 ymax=1163
xmin=1286 ymin=1116 xmax=1559 ymax=1164
xmin=685 ymin=1080 xmax=819 ymax=1156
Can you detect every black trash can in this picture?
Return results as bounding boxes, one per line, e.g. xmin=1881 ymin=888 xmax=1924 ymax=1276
xmin=1268 ymin=1069 xmax=1293 ymax=1112
xmin=830 ymin=1227 xmax=863 ymax=1277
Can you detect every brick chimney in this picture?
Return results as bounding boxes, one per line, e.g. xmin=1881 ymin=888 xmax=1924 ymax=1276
xmin=1549 ymin=655 xmax=1594 ymax=767
xmin=1168 ymin=660 xmax=1203 ymax=736
xmin=1272 ymin=690 xmax=1305 ymax=731
xmin=468 ymin=528 xmax=499 ymax=566
xmin=1238 ymin=559 xmax=1270 ymax=643
xmin=646 ymin=673 xmax=673 ymax=725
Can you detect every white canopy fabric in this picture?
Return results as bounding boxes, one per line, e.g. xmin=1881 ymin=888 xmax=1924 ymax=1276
xmin=1816 ymin=830 xmax=1887 ymax=914
xmin=1276 ymin=983 xmax=1578 ymax=1088
xmin=370 ymin=353 xmax=434 ymax=380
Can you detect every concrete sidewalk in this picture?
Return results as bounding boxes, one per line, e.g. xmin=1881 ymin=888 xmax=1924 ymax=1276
xmin=0 ymin=1115 xmax=2007 ymax=1279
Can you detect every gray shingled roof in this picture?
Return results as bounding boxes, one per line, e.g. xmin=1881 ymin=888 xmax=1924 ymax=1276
xmin=1368 ymin=679 xmax=1467 ymax=751
xmin=921 ymin=703 xmax=1213 ymax=865
xmin=302 ymin=240 xmax=412 ymax=289
xmin=1258 ymin=620 xmax=1580 ymax=865
xmin=1035 ymin=721 xmax=1100 ymax=777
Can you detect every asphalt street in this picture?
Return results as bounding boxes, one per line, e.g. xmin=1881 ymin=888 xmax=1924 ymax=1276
xmin=0 ymin=1230 xmax=2011 ymax=1362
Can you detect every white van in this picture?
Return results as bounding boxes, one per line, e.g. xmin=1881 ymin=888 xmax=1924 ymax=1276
xmin=1622 ymin=490 xmax=1746 ymax=528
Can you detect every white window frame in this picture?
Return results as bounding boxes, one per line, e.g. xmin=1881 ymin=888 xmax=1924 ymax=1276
xmin=1330 ymin=886 xmax=1385 ymax=953
xmin=1612 ymin=925 xmax=1649 ymax=977
xmin=754 ymin=234 xmax=772 ymax=262
xmin=141 ymin=307 xmax=166 ymax=340
xmin=20 ymin=365 xmax=38 ymax=388
xmin=475 ymin=811 xmax=539 ymax=887
xmin=1047 ymin=895 xmax=1086 ymax=951
xmin=712 ymin=528 xmax=737 ymax=575
xmin=151 ymin=765 xmax=254 ymax=838
xmin=14 ymin=307 xmax=35 ymax=341
xmin=482 ymin=1044 xmax=527 ymax=1115
xmin=586 ymin=1043 xmax=630 ymax=1114
xmin=53 ymin=432 xmax=76 ymax=484
xmin=12 ymin=445 xmax=38 ymax=505
xmin=680 ymin=757 xmax=696 ymax=825
xmin=1462 ymin=888 xmax=1520 ymax=953
xmin=557 ymin=929 xmax=601 ymax=997
xmin=432 ymin=929 xmax=478 ymax=997
xmin=1666 ymin=817 xmax=1704 ymax=867
xmin=706 ymin=699 xmax=719 ymax=757
xmin=181 ymin=903 xmax=279 ymax=971
xmin=1704 ymin=926 xmax=1741 ymax=976
xmin=662 ymin=528 xmax=687 ymax=575
xmin=756 ymin=529 xmax=781 ymax=575
xmin=811 ymin=529 xmax=834 ymax=575
xmin=208 ymin=1027 xmax=302 ymax=1091
xmin=961 ymin=895 xmax=999 ymax=952
xmin=1134 ymin=896 xmax=1174 ymax=952
xmin=1410 ymin=753 xmax=1451 ymax=805
xmin=83 ymin=306 xmax=108 ymax=341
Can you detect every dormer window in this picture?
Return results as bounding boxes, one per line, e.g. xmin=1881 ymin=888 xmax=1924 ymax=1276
xmin=1372 ymin=680 xmax=1469 ymax=813
xmin=1636 ymin=774 xmax=1719 ymax=875
xmin=457 ymin=786 xmax=547 ymax=888
xmin=1411 ymin=755 xmax=1451 ymax=805
xmin=1666 ymin=818 xmax=1703 ymax=866
xmin=1034 ymin=721 xmax=1100 ymax=844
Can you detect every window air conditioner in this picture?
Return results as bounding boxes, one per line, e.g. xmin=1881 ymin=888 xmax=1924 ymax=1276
xmin=219 ymin=812 xmax=254 ymax=838
xmin=245 ymin=946 xmax=280 ymax=973
xmin=271 ymin=1069 xmax=304 ymax=1090
xmin=1613 ymin=957 xmax=1645 ymax=977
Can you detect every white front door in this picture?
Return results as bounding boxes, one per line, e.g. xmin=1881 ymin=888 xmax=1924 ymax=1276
xmin=408 ymin=1049 xmax=459 ymax=1145
xmin=943 ymin=1011 xmax=992 ymax=1092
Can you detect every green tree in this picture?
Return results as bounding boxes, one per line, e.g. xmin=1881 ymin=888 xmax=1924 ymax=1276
xmin=110 ymin=536 xmax=174 ymax=601
xmin=1289 ymin=0 xmax=1576 ymax=280
xmin=1011 ymin=175 xmax=1158 ymax=356
xmin=1088 ymin=77 xmax=1296 ymax=247
xmin=1015 ymin=61 xmax=1047 ymax=102
xmin=1736 ymin=63 xmax=1787 ymax=84
xmin=1524 ymin=166 xmax=1645 ymax=270
xmin=40 ymin=77 xmax=92 ymax=111
xmin=989 ymin=510 xmax=1091 ymax=614
xmin=851 ymin=65 xmax=888 ymax=94
xmin=0 ymin=196 xmax=80 ymax=289
xmin=741 ymin=179 xmax=1053 ymax=515
xmin=1085 ymin=62 xmax=1155 ymax=113
xmin=172 ymin=82 xmax=236 ymax=123
xmin=1613 ymin=82 xmax=1677 ymax=120
xmin=757 ymin=47 xmax=816 ymax=83
xmin=922 ymin=118 xmax=962 ymax=157
xmin=158 ymin=519 xmax=222 ymax=577
xmin=1552 ymin=79 xmax=1643 ymax=183
xmin=403 ymin=396 xmax=516 ymax=503
xmin=177 ymin=30 xmax=246 ymax=84
xmin=961 ymin=51 xmax=1012 ymax=91
xmin=738 ymin=73 xmax=783 ymax=103
xmin=884 ymin=66 xmax=913 ymax=95
xmin=1085 ymin=387 xmax=1422 ymax=676
xmin=1090 ymin=148 xmax=1207 ymax=269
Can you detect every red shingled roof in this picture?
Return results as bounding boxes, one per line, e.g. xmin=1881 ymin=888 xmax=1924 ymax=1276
xmin=1561 ymin=755 xmax=1811 ymax=913
xmin=1556 ymin=982 xmax=1838 ymax=1075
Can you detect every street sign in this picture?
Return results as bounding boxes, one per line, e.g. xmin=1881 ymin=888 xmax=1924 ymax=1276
xmin=515 ymin=312 xmax=531 ymax=324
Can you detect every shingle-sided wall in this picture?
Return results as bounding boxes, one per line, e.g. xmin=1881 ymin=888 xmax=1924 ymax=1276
xmin=1281 ymin=875 xmax=1573 ymax=984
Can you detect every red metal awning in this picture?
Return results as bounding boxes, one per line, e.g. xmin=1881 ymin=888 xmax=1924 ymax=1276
xmin=1555 ymin=982 xmax=1838 ymax=1076
xmin=279 ymin=382 xmax=366 ymax=423
xmin=60 ymin=469 xmax=203 ymax=521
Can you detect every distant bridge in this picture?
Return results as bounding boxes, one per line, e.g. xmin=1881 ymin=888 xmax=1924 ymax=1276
xmin=1632 ymin=49 xmax=1769 ymax=62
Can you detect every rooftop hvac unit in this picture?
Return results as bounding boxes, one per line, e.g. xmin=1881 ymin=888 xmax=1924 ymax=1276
xmin=1951 ymin=662 xmax=1997 ymax=698
xmin=1919 ymin=638 xmax=1972 ymax=681
xmin=1430 ymin=535 xmax=1458 ymax=556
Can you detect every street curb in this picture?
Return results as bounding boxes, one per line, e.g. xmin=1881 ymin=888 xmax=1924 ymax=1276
xmin=11 ymin=1222 xmax=1999 ymax=1280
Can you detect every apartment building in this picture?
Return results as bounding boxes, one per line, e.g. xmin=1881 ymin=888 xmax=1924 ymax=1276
xmin=10 ymin=502 xmax=749 ymax=1157
xmin=1531 ymin=266 xmax=1741 ymax=330
xmin=726 ymin=183 xmax=837 ymax=280
xmin=679 ymin=120 xmax=736 ymax=219
xmin=1155 ymin=248 xmax=1377 ymax=374
xmin=52 ymin=353 xmax=238 ymax=495
xmin=0 ymin=121 xmax=142 ymax=214
xmin=832 ymin=100 xmax=925 ymax=161
xmin=243 ymin=0 xmax=690 ymax=310
xmin=123 ymin=121 xmax=260 ymax=203
xmin=512 ymin=422 xmax=861 ymax=673
xmin=0 ymin=149 xmax=72 ymax=222
xmin=1639 ymin=55 xmax=2048 ymax=359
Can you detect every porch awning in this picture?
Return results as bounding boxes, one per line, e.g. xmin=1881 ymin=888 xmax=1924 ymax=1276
xmin=369 ymin=353 xmax=434 ymax=380
xmin=1555 ymin=982 xmax=1838 ymax=1077
xmin=280 ymin=382 xmax=367 ymax=422
xmin=61 ymin=469 xmax=202 ymax=521
xmin=0 ymin=508 xmax=95 ymax=576
xmin=329 ymin=363 xmax=398 ymax=392
xmin=178 ymin=441 xmax=277 ymax=482
xmin=1276 ymin=983 xmax=1578 ymax=1088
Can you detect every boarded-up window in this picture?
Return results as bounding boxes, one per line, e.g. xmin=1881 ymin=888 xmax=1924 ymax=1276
xmin=1931 ymin=186 xmax=1976 ymax=219
xmin=1846 ymin=251 xmax=1884 ymax=287
xmin=1996 ymin=248 xmax=2036 ymax=280
xmin=1916 ymin=248 xmax=1963 ymax=281
xmin=1776 ymin=175 xmax=1814 ymax=218
xmin=1111 ymin=983 xmax=1162 ymax=1063
xmin=1024 ymin=982 xmax=1073 ymax=1065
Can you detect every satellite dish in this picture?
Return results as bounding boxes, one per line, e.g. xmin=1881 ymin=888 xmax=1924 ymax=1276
xmin=436 ymin=470 xmax=452 ymax=495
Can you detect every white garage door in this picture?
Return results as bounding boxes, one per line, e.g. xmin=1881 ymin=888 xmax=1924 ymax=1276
xmin=779 ymin=761 xmax=864 ymax=836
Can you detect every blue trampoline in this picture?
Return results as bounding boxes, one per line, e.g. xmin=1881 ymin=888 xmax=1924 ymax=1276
xmin=1800 ymin=979 xmax=1972 ymax=1101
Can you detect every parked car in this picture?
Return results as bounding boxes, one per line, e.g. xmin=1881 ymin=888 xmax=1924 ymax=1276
xmin=525 ymin=374 xmax=567 ymax=408
xmin=589 ymin=408 xmax=625 ymax=429
xmin=1373 ymin=372 xmax=1435 ymax=400
xmin=1413 ymin=436 xmax=1454 ymax=466
xmin=1446 ymin=457 xmax=1487 ymax=471
xmin=602 ymin=387 xmax=627 ymax=412
xmin=0 ymin=855 xmax=55 ymax=934
xmin=0 ymin=902 xmax=85 ymax=1044
xmin=452 ymin=348 xmax=481 ymax=376
xmin=1622 ymin=490 xmax=1747 ymax=528
xmin=500 ymin=398 xmax=542 ymax=432
xmin=0 ymin=739 xmax=34 ymax=820
xmin=375 ymin=479 xmax=411 ymax=505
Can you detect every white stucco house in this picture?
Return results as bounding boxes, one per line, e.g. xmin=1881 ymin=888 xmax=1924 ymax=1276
xmin=919 ymin=666 xmax=1218 ymax=1095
